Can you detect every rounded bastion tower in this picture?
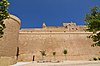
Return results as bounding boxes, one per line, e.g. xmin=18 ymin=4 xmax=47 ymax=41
xmin=0 ymin=15 xmax=21 ymax=65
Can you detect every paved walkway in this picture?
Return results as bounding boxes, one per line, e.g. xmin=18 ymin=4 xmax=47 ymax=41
xmin=12 ymin=61 xmax=100 ymax=66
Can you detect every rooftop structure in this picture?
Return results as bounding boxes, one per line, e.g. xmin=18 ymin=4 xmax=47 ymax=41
xmin=20 ymin=22 xmax=86 ymax=32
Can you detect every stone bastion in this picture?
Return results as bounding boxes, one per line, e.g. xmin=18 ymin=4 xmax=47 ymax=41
xmin=0 ymin=15 xmax=21 ymax=66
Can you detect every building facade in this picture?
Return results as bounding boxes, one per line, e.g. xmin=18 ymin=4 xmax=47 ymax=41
xmin=1 ymin=15 xmax=100 ymax=65
xmin=18 ymin=23 xmax=100 ymax=61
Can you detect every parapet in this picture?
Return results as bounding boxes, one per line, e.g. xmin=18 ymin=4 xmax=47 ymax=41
xmin=63 ymin=22 xmax=76 ymax=27
xmin=9 ymin=15 xmax=21 ymax=25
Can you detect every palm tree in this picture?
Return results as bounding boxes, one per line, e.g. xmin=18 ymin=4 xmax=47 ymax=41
xmin=63 ymin=49 xmax=67 ymax=60
xmin=52 ymin=51 xmax=56 ymax=61
xmin=40 ymin=50 xmax=46 ymax=60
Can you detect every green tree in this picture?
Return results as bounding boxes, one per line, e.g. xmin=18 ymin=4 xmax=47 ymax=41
xmin=63 ymin=49 xmax=67 ymax=60
xmin=40 ymin=50 xmax=46 ymax=60
xmin=85 ymin=6 xmax=100 ymax=46
xmin=52 ymin=51 xmax=56 ymax=60
xmin=0 ymin=0 xmax=10 ymax=38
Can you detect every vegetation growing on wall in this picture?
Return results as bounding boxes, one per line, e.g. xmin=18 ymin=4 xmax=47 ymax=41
xmin=0 ymin=0 xmax=9 ymax=38
xmin=85 ymin=6 xmax=100 ymax=46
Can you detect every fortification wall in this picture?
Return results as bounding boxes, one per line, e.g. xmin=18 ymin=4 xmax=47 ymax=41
xmin=0 ymin=15 xmax=20 ymax=65
xmin=20 ymin=22 xmax=85 ymax=32
xmin=18 ymin=32 xmax=100 ymax=61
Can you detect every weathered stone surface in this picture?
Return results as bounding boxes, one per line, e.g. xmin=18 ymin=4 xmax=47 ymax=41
xmin=0 ymin=15 xmax=21 ymax=65
xmin=18 ymin=23 xmax=100 ymax=61
xmin=0 ymin=17 xmax=99 ymax=63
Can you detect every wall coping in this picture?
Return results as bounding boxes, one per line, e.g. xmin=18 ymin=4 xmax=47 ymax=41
xmin=19 ymin=32 xmax=93 ymax=34
xmin=9 ymin=15 xmax=21 ymax=25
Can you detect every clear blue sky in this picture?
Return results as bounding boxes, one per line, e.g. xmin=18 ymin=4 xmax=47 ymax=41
xmin=8 ymin=0 xmax=100 ymax=28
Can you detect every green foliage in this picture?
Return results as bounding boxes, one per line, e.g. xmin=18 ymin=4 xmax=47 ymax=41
xmin=0 ymin=0 xmax=9 ymax=38
xmin=93 ymin=57 xmax=97 ymax=61
xmin=53 ymin=51 xmax=56 ymax=56
xmin=85 ymin=6 xmax=100 ymax=46
xmin=40 ymin=50 xmax=46 ymax=57
xmin=63 ymin=49 xmax=67 ymax=55
xmin=63 ymin=49 xmax=67 ymax=60
xmin=40 ymin=50 xmax=46 ymax=60
xmin=52 ymin=51 xmax=56 ymax=60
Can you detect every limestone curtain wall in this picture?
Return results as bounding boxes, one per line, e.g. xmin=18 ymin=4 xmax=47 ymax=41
xmin=18 ymin=32 xmax=100 ymax=61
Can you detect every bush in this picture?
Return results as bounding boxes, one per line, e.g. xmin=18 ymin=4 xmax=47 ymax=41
xmin=98 ymin=57 xmax=100 ymax=60
xmin=93 ymin=58 xmax=97 ymax=61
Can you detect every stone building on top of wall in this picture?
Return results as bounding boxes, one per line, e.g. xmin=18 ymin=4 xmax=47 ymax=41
xmin=20 ymin=22 xmax=86 ymax=32
xmin=18 ymin=22 xmax=100 ymax=61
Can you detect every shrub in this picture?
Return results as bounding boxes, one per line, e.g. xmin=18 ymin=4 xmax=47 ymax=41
xmin=93 ymin=57 xmax=97 ymax=61
xmin=98 ymin=57 xmax=100 ymax=60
